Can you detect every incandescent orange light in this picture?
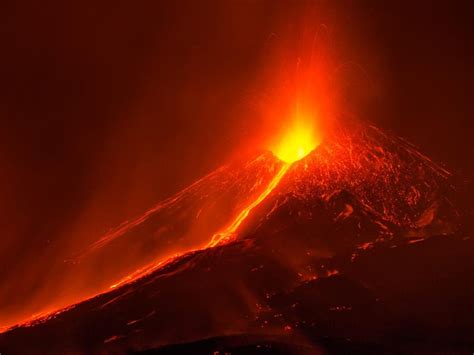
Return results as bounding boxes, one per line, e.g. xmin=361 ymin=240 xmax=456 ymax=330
xmin=271 ymin=113 xmax=321 ymax=163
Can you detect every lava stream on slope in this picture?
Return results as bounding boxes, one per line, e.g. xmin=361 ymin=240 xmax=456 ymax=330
xmin=0 ymin=122 xmax=467 ymax=354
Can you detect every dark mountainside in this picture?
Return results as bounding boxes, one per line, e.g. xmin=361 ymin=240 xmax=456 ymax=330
xmin=1 ymin=124 xmax=472 ymax=354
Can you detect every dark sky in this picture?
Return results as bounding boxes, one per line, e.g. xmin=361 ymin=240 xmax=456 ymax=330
xmin=0 ymin=0 xmax=472 ymax=316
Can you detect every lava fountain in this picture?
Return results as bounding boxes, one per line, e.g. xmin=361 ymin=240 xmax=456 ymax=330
xmin=0 ymin=109 xmax=322 ymax=332
xmin=111 ymin=111 xmax=322 ymax=288
xmin=271 ymin=114 xmax=321 ymax=164
xmin=209 ymin=113 xmax=321 ymax=247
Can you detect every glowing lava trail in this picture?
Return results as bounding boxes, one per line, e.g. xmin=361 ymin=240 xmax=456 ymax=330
xmin=1 ymin=115 xmax=320 ymax=332
xmin=109 ymin=115 xmax=321 ymax=287
xmin=207 ymin=163 xmax=291 ymax=247
xmin=108 ymin=162 xmax=292 ymax=290
xmin=107 ymin=116 xmax=320 ymax=289
xmin=110 ymin=162 xmax=292 ymax=290
xmin=209 ymin=115 xmax=320 ymax=246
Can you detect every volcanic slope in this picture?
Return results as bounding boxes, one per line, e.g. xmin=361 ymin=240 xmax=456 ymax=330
xmin=1 ymin=124 xmax=471 ymax=354
xmin=0 ymin=150 xmax=286 ymax=331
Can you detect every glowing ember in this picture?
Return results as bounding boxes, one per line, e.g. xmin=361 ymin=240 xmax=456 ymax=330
xmin=271 ymin=114 xmax=321 ymax=163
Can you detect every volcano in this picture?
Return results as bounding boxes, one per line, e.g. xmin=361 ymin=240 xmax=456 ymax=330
xmin=0 ymin=122 xmax=472 ymax=354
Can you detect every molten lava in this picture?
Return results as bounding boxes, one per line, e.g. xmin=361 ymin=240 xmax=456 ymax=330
xmin=0 ymin=121 xmax=458 ymax=350
xmin=108 ymin=118 xmax=322 ymax=289
xmin=0 ymin=111 xmax=325 ymax=334
xmin=271 ymin=115 xmax=321 ymax=163
xmin=208 ymin=163 xmax=290 ymax=247
xmin=209 ymin=115 xmax=321 ymax=246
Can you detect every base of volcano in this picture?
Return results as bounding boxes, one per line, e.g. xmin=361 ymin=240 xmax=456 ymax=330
xmin=1 ymin=219 xmax=472 ymax=354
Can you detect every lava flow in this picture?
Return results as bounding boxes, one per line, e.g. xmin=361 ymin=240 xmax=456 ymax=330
xmin=0 ymin=118 xmax=466 ymax=355
xmin=0 ymin=114 xmax=321 ymax=332
xmin=108 ymin=163 xmax=294 ymax=289
xmin=209 ymin=118 xmax=320 ymax=247
xmin=207 ymin=164 xmax=290 ymax=247
xmin=112 ymin=116 xmax=321 ymax=287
